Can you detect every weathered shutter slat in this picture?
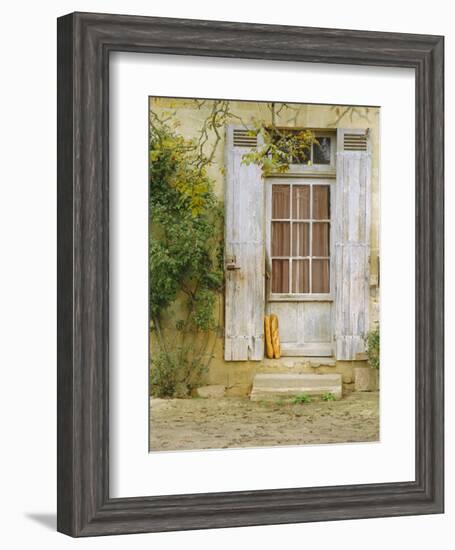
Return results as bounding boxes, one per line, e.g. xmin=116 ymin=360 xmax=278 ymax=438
xmin=224 ymin=126 xmax=265 ymax=361
xmin=334 ymin=129 xmax=371 ymax=360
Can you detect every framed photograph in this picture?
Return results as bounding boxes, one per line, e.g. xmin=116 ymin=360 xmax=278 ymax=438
xmin=57 ymin=12 xmax=444 ymax=536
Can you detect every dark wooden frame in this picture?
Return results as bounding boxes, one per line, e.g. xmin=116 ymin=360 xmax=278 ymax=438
xmin=57 ymin=12 xmax=444 ymax=537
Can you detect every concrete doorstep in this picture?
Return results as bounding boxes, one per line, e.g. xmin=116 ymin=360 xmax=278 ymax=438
xmin=250 ymin=373 xmax=342 ymax=401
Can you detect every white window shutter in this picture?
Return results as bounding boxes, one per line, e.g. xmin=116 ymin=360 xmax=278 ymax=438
xmin=334 ymin=129 xmax=372 ymax=360
xmin=224 ymin=126 xmax=265 ymax=360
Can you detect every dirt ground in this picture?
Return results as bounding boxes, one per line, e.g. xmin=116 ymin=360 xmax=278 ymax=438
xmin=149 ymin=392 xmax=379 ymax=451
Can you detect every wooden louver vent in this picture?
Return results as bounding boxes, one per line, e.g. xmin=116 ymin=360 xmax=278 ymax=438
xmin=233 ymin=129 xmax=257 ymax=148
xmin=343 ymin=133 xmax=368 ymax=151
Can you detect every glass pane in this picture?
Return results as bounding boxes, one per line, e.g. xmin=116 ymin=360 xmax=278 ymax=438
xmin=292 ymin=185 xmax=310 ymax=219
xmin=313 ymin=186 xmax=330 ymax=220
xmin=312 ymin=259 xmax=330 ymax=293
xmin=292 ymin=260 xmax=310 ymax=293
xmin=292 ymin=222 xmax=310 ymax=256
xmin=272 ymin=185 xmax=290 ymax=218
xmin=272 ymin=259 xmax=290 ymax=293
xmin=313 ymin=137 xmax=331 ymax=164
xmin=312 ymin=222 xmax=330 ymax=256
xmin=272 ymin=222 xmax=290 ymax=256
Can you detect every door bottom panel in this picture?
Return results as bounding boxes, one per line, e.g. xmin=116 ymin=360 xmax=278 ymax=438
xmin=280 ymin=343 xmax=333 ymax=357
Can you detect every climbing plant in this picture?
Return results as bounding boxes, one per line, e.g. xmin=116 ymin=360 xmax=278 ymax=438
xmin=149 ymin=113 xmax=224 ymax=397
xmin=171 ymin=99 xmax=318 ymax=177
xmin=365 ymin=324 xmax=380 ymax=370
xmin=192 ymin=100 xmax=318 ymax=176
xmin=241 ymin=124 xmax=317 ymax=176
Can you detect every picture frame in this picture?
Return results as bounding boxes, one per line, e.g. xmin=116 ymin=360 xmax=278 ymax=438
xmin=57 ymin=12 xmax=444 ymax=536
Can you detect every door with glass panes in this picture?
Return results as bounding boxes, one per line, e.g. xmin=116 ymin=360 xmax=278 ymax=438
xmin=265 ymin=178 xmax=333 ymax=356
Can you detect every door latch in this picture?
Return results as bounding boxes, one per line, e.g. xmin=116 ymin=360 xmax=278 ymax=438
xmin=225 ymin=255 xmax=241 ymax=271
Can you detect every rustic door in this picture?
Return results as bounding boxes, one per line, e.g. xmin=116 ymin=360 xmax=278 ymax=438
xmin=265 ymin=178 xmax=334 ymax=356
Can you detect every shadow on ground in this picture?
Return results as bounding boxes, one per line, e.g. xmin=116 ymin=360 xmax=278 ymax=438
xmin=26 ymin=513 xmax=56 ymax=531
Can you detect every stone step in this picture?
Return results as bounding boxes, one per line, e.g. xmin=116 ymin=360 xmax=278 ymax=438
xmin=259 ymin=356 xmax=336 ymax=370
xmin=250 ymin=373 xmax=342 ymax=401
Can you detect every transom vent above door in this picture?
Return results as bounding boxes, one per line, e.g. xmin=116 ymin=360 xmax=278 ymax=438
xmin=233 ymin=128 xmax=257 ymax=148
xmin=343 ymin=133 xmax=368 ymax=151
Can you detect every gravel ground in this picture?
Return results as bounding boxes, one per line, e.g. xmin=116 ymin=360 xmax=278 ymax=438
xmin=149 ymin=392 xmax=379 ymax=451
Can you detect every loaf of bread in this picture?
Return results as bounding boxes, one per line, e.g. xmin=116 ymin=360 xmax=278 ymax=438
xmin=264 ymin=315 xmax=274 ymax=358
xmin=270 ymin=314 xmax=281 ymax=359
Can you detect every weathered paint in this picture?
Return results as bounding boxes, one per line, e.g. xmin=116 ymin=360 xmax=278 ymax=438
xmin=224 ymin=126 xmax=264 ymax=360
xmin=334 ymin=129 xmax=372 ymax=360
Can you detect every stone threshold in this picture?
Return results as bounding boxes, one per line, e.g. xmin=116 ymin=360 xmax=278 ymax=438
xmin=260 ymin=356 xmax=336 ymax=369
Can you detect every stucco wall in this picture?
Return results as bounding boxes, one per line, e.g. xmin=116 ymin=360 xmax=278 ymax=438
xmin=150 ymin=97 xmax=380 ymax=394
